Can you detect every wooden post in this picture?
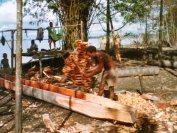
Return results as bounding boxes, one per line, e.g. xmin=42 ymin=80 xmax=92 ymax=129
xmin=106 ymin=0 xmax=110 ymax=52
xmin=158 ymin=0 xmax=163 ymax=60
xmin=15 ymin=0 xmax=23 ymax=132
xmin=80 ymin=21 xmax=84 ymax=41
xmin=139 ymin=75 xmax=145 ymax=93
xmin=39 ymin=58 xmax=43 ymax=78
xmin=109 ymin=22 xmax=121 ymax=64
xmin=11 ymin=31 xmax=15 ymax=70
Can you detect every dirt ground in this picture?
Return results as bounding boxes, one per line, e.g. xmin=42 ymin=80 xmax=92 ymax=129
xmin=0 ymin=59 xmax=177 ymax=133
xmin=117 ymin=60 xmax=177 ymax=98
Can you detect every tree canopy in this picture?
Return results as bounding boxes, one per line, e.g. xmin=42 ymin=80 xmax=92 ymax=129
xmin=23 ymin=0 xmax=177 ymax=49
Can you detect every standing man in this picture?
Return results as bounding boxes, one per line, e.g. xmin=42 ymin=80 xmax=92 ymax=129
xmin=81 ymin=45 xmax=117 ymax=100
xmin=47 ymin=22 xmax=56 ymax=49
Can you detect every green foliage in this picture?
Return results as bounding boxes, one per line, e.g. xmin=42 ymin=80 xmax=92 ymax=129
xmin=114 ymin=0 xmax=153 ymax=23
xmin=23 ymin=0 xmax=54 ymax=25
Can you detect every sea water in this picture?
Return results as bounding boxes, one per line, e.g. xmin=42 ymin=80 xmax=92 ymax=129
xmin=0 ymin=30 xmax=136 ymax=67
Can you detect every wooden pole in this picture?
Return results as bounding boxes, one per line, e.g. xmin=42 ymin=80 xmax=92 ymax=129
xmin=39 ymin=58 xmax=43 ymax=78
xmin=139 ymin=76 xmax=145 ymax=93
xmin=81 ymin=21 xmax=84 ymax=41
xmin=109 ymin=17 xmax=121 ymax=64
xmin=11 ymin=31 xmax=15 ymax=70
xmin=15 ymin=0 xmax=23 ymax=132
xmin=106 ymin=0 xmax=110 ymax=52
xmin=158 ymin=0 xmax=163 ymax=60
xmin=145 ymin=15 xmax=148 ymax=47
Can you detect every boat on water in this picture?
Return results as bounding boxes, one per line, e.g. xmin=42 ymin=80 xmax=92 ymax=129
xmin=0 ymin=72 xmax=137 ymax=124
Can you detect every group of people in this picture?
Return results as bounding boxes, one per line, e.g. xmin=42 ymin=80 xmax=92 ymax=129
xmin=1 ymin=48 xmax=117 ymax=101
xmin=1 ymin=21 xmax=118 ymax=100
xmin=46 ymin=22 xmax=118 ymax=100
xmin=1 ymin=45 xmax=117 ymax=100
xmin=27 ymin=22 xmax=60 ymax=53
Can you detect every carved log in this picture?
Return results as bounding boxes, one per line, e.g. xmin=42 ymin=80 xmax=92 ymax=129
xmin=25 ymin=86 xmax=136 ymax=123
xmin=0 ymin=76 xmax=137 ymax=123
xmin=147 ymin=60 xmax=177 ymax=68
xmin=116 ymin=66 xmax=160 ymax=77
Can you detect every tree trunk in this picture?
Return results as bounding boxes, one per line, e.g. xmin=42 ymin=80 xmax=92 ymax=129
xmin=59 ymin=0 xmax=94 ymax=50
xmin=145 ymin=14 xmax=149 ymax=47
xmin=109 ymin=18 xmax=121 ymax=64
xmin=158 ymin=0 xmax=163 ymax=60
xmin=106 ymin=0 xmax=110 ymax=52
xmin=164 ymin=14 xmax=173 ymax=47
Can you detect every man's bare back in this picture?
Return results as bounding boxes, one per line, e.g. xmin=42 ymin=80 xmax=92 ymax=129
xmin=95 ymin=51 xmax=115 ymax=71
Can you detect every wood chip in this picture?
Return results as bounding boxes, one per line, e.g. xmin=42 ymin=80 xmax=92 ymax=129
xmin=42 ymin=114 xmax=55 ymax=132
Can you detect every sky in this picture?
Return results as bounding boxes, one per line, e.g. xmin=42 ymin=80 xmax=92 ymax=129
xmin=0 ymin=0 xmax=144 ymax=65
xmin=0 ymin=0 xmax=144 ymax=33
xmin=0 ymin=0 xmax=56 ymax=30
xmin=0 ymin=0 xmax=16 ymax=29
xmin=0 ymin=0 xmax=57 ymax=65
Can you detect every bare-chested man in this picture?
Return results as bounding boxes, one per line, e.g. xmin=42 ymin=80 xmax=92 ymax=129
xmin=0 ymin=53 xmax=11 ymax=74
xmin=81 ymin=45 xmax=117 ymax=100
xmin=1 ymin=53 xmax=10 ymax=69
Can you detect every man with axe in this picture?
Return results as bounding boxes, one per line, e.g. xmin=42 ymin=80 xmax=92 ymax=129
xmin=63 ymin=46 xmax=117 ymax=100
xmin=82 ymin=46 xmax=117 ymax=100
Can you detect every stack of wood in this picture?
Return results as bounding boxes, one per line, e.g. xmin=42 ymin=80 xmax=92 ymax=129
xmin=26 ymin=65 xmax=40 ymax=80
xmin=63 ymin=40 xmax=94 ymax=87
xmin=43 ymin=66 xmax=53 ymax=76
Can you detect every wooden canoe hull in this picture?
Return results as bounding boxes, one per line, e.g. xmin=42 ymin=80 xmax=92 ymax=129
xmin=117 ymin=66 xmax=160 ymax=77
xmin=0 ymin=73 xmax=137 ymax=123
xmin=147 ymin=60 xmax=177 ymax=68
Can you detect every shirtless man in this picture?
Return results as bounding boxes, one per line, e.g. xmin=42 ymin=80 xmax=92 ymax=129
xmin=28 ymin=40 xmax=38 ymax=53
xmin=1 ymin=53 xmax=10 ymax=69
xmin=81 ymin=45 xmax=117 ymax=100
xmin=0 ymin=53 xmax=11 ymax=74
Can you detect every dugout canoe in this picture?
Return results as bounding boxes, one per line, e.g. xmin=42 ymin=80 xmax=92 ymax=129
xmin=0 ymin=73 xmax=137 ymax=123
xmin=147 ymin=60 xmax=177 ymax=68
xmin=117 ymin=66 xmax=160 ymax=78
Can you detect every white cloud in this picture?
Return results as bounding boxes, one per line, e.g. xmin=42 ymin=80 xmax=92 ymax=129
xmin=0 ymin=0 xmax=144 ymax=35
xmin=0 ymin=0 xmax=57 ymax=31
xmin=0 ymin=1 xmax=16 ymax=30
